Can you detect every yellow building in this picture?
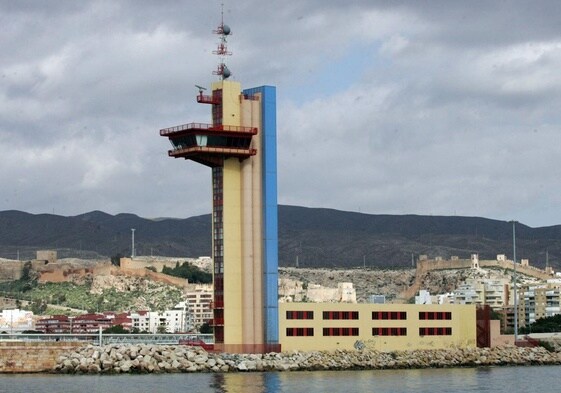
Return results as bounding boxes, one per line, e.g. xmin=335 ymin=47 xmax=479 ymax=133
xmin=279 ymin=303 xmax=476 ymax=352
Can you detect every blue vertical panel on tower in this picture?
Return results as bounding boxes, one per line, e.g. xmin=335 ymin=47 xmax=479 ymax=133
xmin=243 ymin=85 xmax=279 ymax=345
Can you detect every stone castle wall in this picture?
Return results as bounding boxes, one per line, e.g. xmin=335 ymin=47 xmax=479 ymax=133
xmin=398 ymin=257 xmax=552 ymax=302
xmin=415 ymin=258 xmax=551 ymax=281
xmin=34 ymin=261 xmax=187 ymax=288
xmin=120 ymin=257 xmax=181 ymax=272
xmin=116 ymin=266 xmax=187 ymax=288
xmin=36 ymin=262 xmax=113 ymax=283
xmin=0 ymin=261 xmax=23 ymax=282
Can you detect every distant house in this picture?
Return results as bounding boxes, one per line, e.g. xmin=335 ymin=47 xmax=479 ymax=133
xmin=35 ymin=315 xmax=71 ymax=333
xmin=36 ymin=312 xmax=130 ymax=334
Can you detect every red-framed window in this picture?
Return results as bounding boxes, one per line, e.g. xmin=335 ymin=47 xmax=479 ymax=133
xmin=322 ymin=311 xmax=359 ymax=320
xmin=286 ymin=327 xmax=314 ymax=337
xmin=418 ymin=312 xmax=452 ymax=320
xmin=322 ymin=327 xmax=359 ymax=336
xmin=372 ymin=327 xmax=407 ymax=336
xmin=419 ymin=327 xmax=452 ymax=336
xmin=371 ymin=311 xmax=407 ymax=320
xmin=286 ymin=311 xmax=314 ymax=320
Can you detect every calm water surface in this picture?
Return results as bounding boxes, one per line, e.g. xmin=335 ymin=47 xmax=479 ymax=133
xmin=0 ymin=366 xmax=559 ymax=393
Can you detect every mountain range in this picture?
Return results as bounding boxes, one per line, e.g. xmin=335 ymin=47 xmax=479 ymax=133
xmin=1 ymin=206 xmax=560 ymax=269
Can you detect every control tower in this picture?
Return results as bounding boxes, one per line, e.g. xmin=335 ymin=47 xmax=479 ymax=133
xmin=159 ymin=16 xmax=279 ymax=353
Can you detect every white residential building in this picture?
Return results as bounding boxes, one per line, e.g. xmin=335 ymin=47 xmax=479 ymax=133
xmin=415 ymin=290 xmax=433 ymax=305
xmin=453 ymin=284 xmax=480 ymax=305
xmin=0 ymin=309 xmax=34 ymax=333
xmin=129 ymin=302 xmax=193 ymax=333
xmin=129 ymin=310 xmax=151 ymax=332
xmin=452 ymin=278 xmax=509 ymax=309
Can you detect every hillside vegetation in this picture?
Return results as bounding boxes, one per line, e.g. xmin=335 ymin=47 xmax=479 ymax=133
xmin=0 ymin=274 xmax=183 ymax=314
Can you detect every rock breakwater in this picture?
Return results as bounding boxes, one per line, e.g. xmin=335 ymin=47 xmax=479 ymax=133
xmin=53 ymin=344 xmax=561 ymax=374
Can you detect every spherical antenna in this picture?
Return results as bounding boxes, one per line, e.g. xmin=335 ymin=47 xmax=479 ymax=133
xmin=222 ymin=66 xmax=231 ymax=79
xmin=222 ymin=25 xmax=231 ymax=35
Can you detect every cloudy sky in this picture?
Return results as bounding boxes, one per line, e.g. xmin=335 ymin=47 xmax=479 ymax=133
xmin=1 ymin=1 xmax=560 ymax=227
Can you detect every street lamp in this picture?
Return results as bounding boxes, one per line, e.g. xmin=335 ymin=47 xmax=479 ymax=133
xmin=512 ymin=220 xmax=518 ymax=341
xmin=131 ymin=228 xmax=136 ymax=259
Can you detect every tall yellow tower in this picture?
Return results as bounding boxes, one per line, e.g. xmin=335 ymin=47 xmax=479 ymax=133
xmin=160 ymin=18 xmax=279 ymax=353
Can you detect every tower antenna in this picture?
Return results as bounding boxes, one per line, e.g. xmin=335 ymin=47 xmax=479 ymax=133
xmin=212 ymin=3 xmax=232 ymax=79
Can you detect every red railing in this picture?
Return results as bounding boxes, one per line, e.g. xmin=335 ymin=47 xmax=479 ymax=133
xmin=197 ymin=93 xmax=258 ymax=103
xmin=160 ymin=123 xmax=257 ymax=136
xmin=197 ymin=94 xmax=221 ymax=104
xmin=168 ymin=146 xmax=257 ymax=157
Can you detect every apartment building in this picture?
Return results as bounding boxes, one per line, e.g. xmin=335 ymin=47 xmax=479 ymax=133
xmin=185 ymin=286 xmax=213 ymax=330
xmin=517 ymin=284 xmax=561 ymax=327
xmin=130 ymin=302 xmax=193 ymax=333
xmin=453 ymin=278 xmax=509 ymax=309
xmin=35 ymin=313 xmax=128 ymax=333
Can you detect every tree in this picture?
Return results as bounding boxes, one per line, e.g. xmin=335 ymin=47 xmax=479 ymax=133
xmin=199 ymin=322 xmax=213 ymax=334
xmin=520 ymin=314 xmax=561 ymax=334
xmin=103 ymin=325 xmax=129 ymax=334
xmin=110 ymin=254 xmax=123 ymax=266
xmin=30 ymin=300 xmax=47 ymax=315
xmin=20 ymin=261 xmax=38 ymax=292
xmin=162 ymin=262 xmax=212 ymax=284
xmin=21 ymin=261 xmax=32 ymax=281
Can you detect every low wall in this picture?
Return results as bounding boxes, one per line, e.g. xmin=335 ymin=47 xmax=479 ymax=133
xmin=490 ymin=320 xmax=515 ymax=347
xmin=0 ymin=342 xmax=84 ymax=373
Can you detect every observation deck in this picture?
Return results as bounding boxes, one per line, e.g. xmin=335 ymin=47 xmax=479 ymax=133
xmin=160 ymin=122 xmax=258 ymax=167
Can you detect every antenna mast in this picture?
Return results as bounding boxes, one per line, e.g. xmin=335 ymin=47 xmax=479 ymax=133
xmin=212 ymin=4 xmax=232 ymax=79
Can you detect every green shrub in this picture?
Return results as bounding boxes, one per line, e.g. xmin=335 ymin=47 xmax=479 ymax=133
xmin=539 ymin=340 xmax=555 ymax=352
xmin=162 ymin=262 xmax=212 ymax=284
xmin=103 ymin=325 xmax=129 ymax=334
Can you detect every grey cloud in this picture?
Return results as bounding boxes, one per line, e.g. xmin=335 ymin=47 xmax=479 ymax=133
xmin=1 ymin=0 xmax=561 ymax=226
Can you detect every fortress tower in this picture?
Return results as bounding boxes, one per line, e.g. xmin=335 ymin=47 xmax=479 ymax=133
xmin=159 ymin=17 xmax=280 ymax=353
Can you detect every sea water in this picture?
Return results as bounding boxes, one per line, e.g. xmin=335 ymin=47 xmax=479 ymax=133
xmin=0 ymin=366 xmax=558 ymax=393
